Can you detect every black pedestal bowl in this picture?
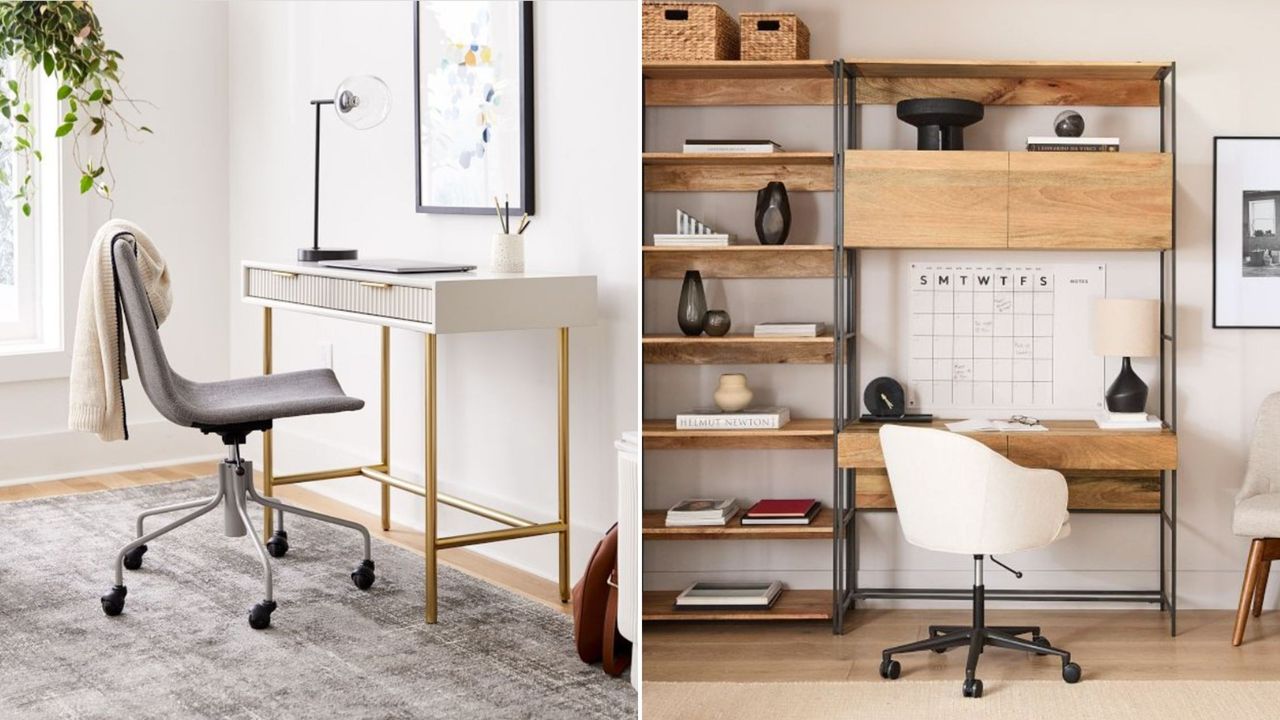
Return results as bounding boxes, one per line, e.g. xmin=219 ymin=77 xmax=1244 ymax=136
xmin=896 ymin=98 xmax=985 ymax=150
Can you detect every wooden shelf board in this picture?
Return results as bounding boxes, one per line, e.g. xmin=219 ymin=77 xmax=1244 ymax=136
xmin=643 ymin=418 xmax=834 ymax=450
xmin=643 ymin=60 xmax=836 ymax=80
xmin=643 ymin=333 xmax=834 ymax=364
xmin=642 ymin=245 xmax=834 ymax=278
xmin=643 ymin=589 xmax=833 ymax=622
xmin=643 ymin=508 xmax=834 ymax=540
xmin=645 ymin=153 xmax=835 ymax=192
xmin=845 ymin=58 xmax=1171 ymax=81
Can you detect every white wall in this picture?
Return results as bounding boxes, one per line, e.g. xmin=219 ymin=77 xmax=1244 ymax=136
xmin=0 ymin=0 xmax=229 ymax=481
xmin=645 ymin=0 xmax=1280 ymax=610
xmin=226 ymin=1 xmax=639 ymax=582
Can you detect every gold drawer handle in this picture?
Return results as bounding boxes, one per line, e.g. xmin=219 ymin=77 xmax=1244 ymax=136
xmin=269 ymin=270 xmax=298 ymax=279
xmin=358 ymin=281 xmax=392 ymax=289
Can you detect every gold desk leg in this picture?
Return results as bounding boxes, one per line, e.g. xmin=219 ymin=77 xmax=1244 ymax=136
xmin=558 ymin=327 xmax=571 ymax=603
xmin=262 ymin=307 xmax=274 ymax=541
xmin=425 ymin=333 xmax=438 ymax=623
xmin=380 ymin=326 xmax=391 ymax=531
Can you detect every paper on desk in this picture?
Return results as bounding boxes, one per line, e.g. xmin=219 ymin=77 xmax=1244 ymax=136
xmin=945 ymin=418 xmax=1049 ymax=432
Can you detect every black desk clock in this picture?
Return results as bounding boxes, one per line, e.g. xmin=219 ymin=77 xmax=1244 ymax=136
xmin=859 ymin=377 xmax=933 ymax=423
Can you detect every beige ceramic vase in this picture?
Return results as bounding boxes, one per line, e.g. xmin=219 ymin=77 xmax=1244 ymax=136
xmin=713 ymin=373 xmax=753 ymax=412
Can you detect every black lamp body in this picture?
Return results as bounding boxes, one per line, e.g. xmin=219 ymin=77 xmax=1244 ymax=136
xmin=1105 ymin=356 xmax=1148 ymax=413
xmin=298 ymin=98 xmax=358 ymax=262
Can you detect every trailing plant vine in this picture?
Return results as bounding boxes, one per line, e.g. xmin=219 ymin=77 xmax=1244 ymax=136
xmin=0 ymin=0 xmax=149 ymax=215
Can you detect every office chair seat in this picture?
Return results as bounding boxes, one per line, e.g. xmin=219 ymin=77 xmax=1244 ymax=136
xmin=174 ymin=369 xmax=365 ymax=428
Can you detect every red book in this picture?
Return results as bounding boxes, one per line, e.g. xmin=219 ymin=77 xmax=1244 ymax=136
xmin=744 ymin=499 xmax=819 ymax=518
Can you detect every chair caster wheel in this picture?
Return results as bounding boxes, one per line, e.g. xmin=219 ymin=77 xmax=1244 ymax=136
xmin=962 ymin=678 xmax=983 ymax=698
xmin=878 ymin=659 xmax=901 ymax=680
xmin=1032 ymin=635 xmax=1051 ymax=656
xmin=101 ymin=585 xmax=127 ymax=616
xmin=266 ymin=530 xmax=289 ymax=558
xmin=1062 ymin=662 xmax=1082 ymax=684
xmin=249 ymin=600 xmax=277 ymax=630
xmin=123 ymin=545 xmax=148 ymax=571
xmin=351 ymin=559 xmax=375 ymax=590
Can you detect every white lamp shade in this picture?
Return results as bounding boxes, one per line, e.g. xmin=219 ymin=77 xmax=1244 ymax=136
xmin=1093 ymin=298 xmax=1160 ymax=357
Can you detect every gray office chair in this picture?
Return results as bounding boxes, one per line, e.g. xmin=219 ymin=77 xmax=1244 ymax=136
xmin=101 ymin=233 xmax=373 ymax=629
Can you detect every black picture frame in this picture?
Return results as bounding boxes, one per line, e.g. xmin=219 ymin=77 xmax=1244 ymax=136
xmin=413 ymin=0 xmax=535 ymax=215
xmin=1213 ymin=135 xmax=1280 ymax=328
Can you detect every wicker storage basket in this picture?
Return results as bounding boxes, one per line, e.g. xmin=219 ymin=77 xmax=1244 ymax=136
xmin=739 ymin=12 xmax=810 ymax=61
xmin=643 ymin=3 xmax=740 ymax=62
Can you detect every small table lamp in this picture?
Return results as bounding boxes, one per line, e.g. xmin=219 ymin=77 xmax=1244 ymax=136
xmin=298 ymin=75 xmax=391 ymax=262
xmin=1093 ymin=298 xmax=1160 ymax=413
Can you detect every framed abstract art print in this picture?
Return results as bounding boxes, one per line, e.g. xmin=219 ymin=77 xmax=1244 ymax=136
xmin=414 ymin=1 xmax=534 ymax=215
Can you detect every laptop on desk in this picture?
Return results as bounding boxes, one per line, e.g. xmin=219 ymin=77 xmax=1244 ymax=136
xmin=318 ymin=258 xmax=476 ymax=274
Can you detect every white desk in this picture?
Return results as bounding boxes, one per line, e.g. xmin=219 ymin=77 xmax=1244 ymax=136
xmin=241 ymin=260 xmax=598 ymax=622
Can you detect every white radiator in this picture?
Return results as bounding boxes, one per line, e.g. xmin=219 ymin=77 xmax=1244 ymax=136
xmin=615 ymin=431 xmax=640 ymax=689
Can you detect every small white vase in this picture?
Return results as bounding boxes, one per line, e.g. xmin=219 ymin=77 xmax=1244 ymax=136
xmin=490 ymin=233 xmax=524 ymax=273
xmin=713 ymin=373 xmax=753 ymax=412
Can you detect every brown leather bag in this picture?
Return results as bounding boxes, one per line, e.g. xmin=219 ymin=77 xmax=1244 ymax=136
xmin=572 ymin=524 xmax=631 ymax=674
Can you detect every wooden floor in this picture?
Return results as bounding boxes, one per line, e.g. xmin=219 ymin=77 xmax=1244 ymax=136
xmin=0 ymin=461 xmax=568 ymax=615
xmin=645 ymin=608 xmax=1280 ymax=682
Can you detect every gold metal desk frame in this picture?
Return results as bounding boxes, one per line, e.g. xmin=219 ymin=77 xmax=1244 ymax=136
xmin=259 ymin=307 xmax=571 ymax=623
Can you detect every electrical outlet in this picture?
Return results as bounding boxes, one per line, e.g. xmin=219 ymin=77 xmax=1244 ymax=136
xmin=319 ymin=342 xmax=333 ymax=369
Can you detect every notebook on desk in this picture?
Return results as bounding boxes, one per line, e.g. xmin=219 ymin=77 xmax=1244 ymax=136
xmin=318 ymin=258 xmax=476 ymax=274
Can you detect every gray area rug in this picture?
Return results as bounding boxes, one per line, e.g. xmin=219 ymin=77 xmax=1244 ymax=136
xmin=0 ymin=478 xmax=635 ymax=719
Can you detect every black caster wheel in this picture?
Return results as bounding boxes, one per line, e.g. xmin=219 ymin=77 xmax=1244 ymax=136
xmin=266 ymin=530 xmax=289 ymax=558
xmin=351 ymin=559 xmax=376 ymax=590
xmin=962 ymin=678 xmax=983 ymax=698
xmin=878 ymin=659 xmax=901 ymax=680
xmin=1062 ymin=662 xmax=1082 ymax=684
xmin=101 ymin=585 xmax=127 ymax=616
xmin=123 ymin=544 xmax=148 ymax=571
xmin=249 ymin=600 xmax=277 ymax=630
xmin=1032 ymin=635 xmax=1052 ymax=656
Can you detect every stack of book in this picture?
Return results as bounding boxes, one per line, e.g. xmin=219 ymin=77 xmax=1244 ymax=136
xmin=1027 ymin=136 xmax=1120 ymax=152
xmin=1095 ymin=411 xmax=1163 ymax=430
xmin=741 ymin=498 xmax=820 ymax=525
xmin=754 ymin=322 xmax=825 ymax=338
xmin=653 ymin=234 xmax=730 ymax=248
xmin=675 ymin=406 xmax=791 ymax=430
xmin=674 ymin=581 xmax=783 ymax=610
xmin=683 ymin=139 xmax=781 ymax=153
xmin=665 ymin=498 xmax=739 ymax=526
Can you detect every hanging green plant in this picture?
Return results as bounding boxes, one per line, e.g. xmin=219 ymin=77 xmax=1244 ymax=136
xmin=0 ymin=0 xmax=150 ymax=215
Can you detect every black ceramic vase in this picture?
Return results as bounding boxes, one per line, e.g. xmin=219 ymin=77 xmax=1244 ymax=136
xmin=678 ymin=270 xmax=708 ymax=336
xmin=754 ymin=182 xmax=791 ymax=245
xmin=703 ymin=310 xmax=731 ymax=337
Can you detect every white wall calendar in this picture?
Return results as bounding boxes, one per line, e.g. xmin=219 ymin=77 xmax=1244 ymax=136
xmin=906 ymin=262 xmax=1107 ymax=415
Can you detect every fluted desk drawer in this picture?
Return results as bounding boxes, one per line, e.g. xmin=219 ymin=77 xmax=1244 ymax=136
xmin=246 ymin=269 xmax=433 ymax=323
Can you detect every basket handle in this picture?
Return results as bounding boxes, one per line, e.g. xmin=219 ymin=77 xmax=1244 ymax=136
xmin=663 ymin=9 xmax=689 ymax=21
xmin=756 ymin=19 xmax=782 ymax=31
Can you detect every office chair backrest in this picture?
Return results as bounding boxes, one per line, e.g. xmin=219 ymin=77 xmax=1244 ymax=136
xmin=1240 ymin=392 xmax=1280 ymax=501
xmin=879 ymin=424 xmax=1069 ymax=556
xmin=112 ymin=235 xmax=195 ymax=427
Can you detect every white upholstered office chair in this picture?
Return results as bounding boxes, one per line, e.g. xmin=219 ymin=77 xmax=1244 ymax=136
xmin=877 ymin=425 xmax=1081 ymax=698
xmin=1233 ymin=392 xmax=1280 ymax=646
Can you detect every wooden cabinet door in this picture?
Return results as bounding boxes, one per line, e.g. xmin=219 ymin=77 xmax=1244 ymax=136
xmin=844 ymin=150 xmax=1009 ymax=248
xmin=1008 ymin=152 xmax=1172 ymax=249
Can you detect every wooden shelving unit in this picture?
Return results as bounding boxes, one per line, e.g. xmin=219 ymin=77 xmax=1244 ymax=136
xmin=643 ymin=508 xmax=836 ymax=540
xmin=642 ymin=59 xmax=847 ymax=630
xmin=642 ymin=333 xmax=834 ymax=364
xmin=643 ymin=589 xmax=834 ymax=622
xmin=643 ymin=418 xmax=834 ymax=450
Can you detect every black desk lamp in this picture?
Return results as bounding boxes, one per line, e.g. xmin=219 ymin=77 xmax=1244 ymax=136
xmin=1093 ymin=298 xmax=1160 ymax=413
xmin=298 ymin=75 xmax=391 ymax=262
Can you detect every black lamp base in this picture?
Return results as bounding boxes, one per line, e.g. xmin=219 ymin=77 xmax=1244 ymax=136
xmin=298 ymin=247 xmax=358 ymax=262
xmin=1105 ymin=356 xmax=1148 ymax=413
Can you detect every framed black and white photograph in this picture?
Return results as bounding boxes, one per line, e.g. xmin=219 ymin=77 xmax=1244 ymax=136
xmin=413 ymin=0 xmax=534 ymax=215
xmin=1214 ymin=136 xmax=1280 ymax=327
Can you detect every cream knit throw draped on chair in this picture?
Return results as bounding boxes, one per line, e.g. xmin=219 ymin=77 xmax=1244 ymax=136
xmin=68 ymin=220 xmax=172 ymax=441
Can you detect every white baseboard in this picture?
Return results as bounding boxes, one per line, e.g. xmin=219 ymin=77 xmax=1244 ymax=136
xmin=0 ymin=420 xmax=222 ymax=486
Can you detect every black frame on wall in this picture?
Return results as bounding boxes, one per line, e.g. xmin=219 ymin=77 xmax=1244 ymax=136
xmin=413 ymin=0 xmax=535 ymax=215
xmin=1212 ymin=135 xmax=1280 ymax=329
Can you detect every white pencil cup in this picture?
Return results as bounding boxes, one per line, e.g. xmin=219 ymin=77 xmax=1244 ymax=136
xmin=490 ymin=233 xmax=524 ymax=273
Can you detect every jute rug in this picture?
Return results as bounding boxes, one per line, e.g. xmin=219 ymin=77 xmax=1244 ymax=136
xmin=0 ymin=478 xmax=635 ymax=719
xmin=644 ymin=680 xmax=1280 ymax=720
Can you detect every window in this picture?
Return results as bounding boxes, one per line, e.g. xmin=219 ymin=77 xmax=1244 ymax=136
xmin=1250 ymin=198 xmax=1277 ymax=237
xmin=0 ymin=62 xmax=60 ymax=356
